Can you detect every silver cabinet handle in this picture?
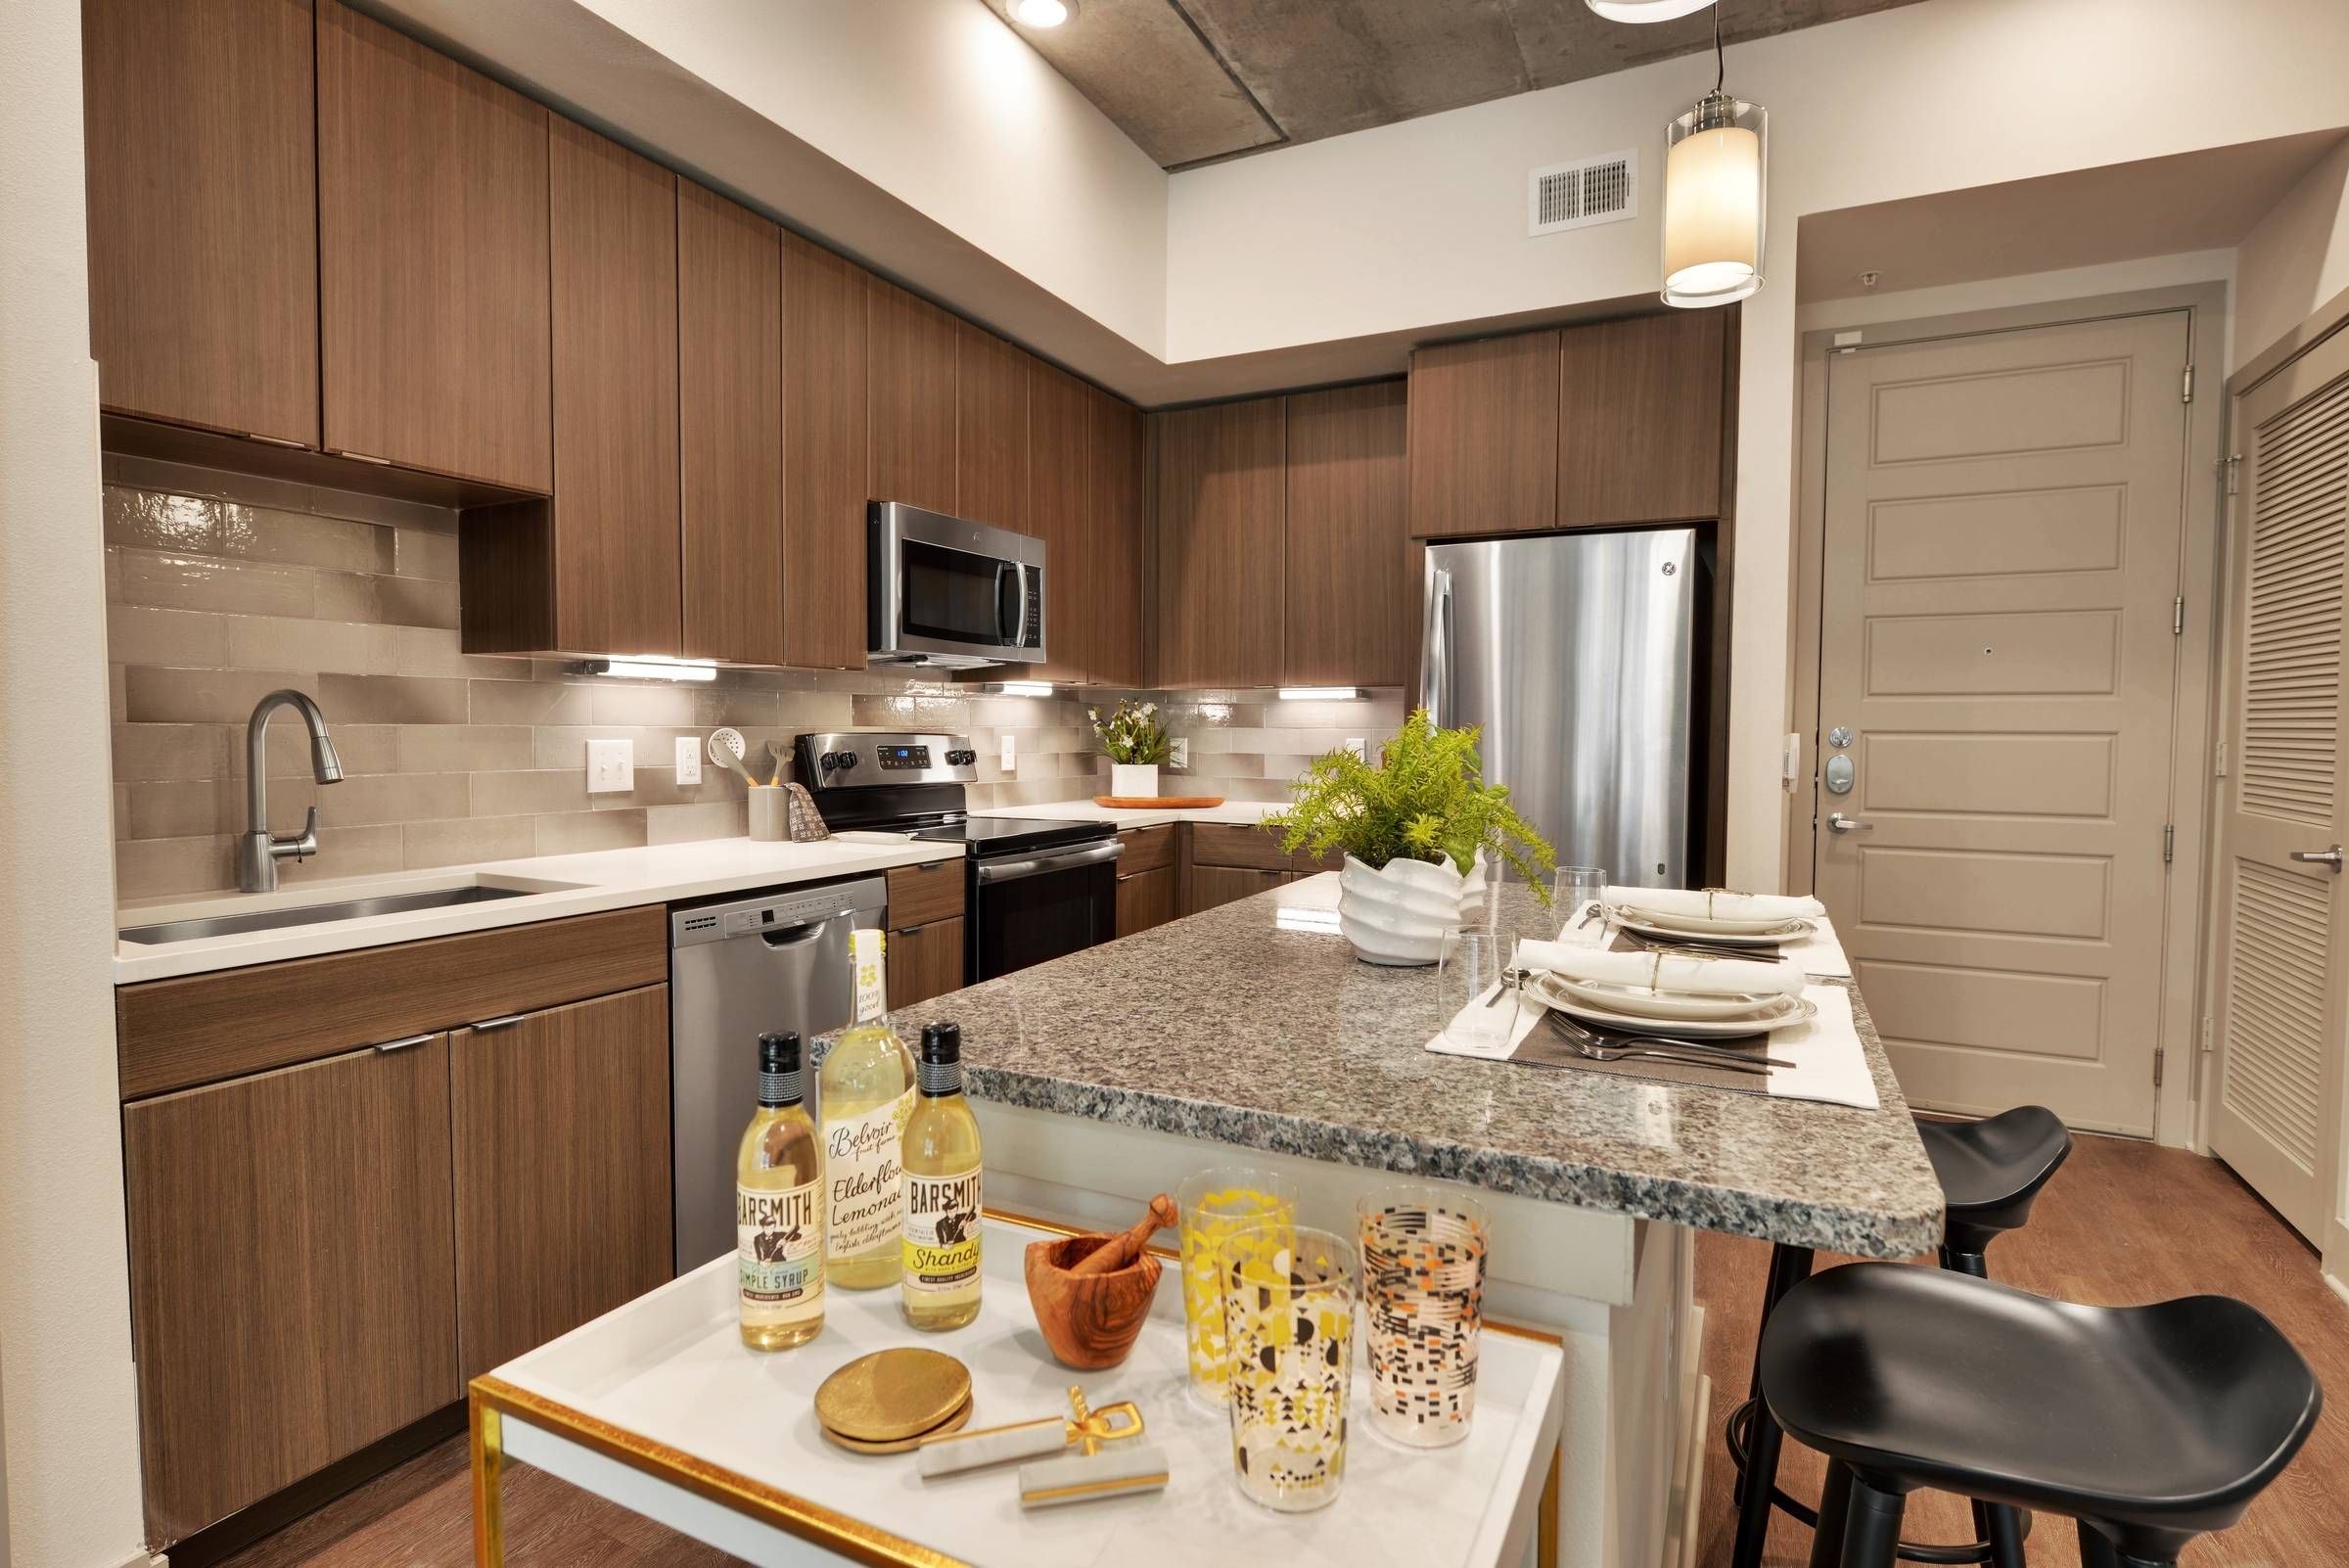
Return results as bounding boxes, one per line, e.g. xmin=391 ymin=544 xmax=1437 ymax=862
xmin=469 ymin=1013 xmax=528 ymax=1032
xmin=2290 ymin=845 xmax=2345 ymax=871
xmin=1826 ymin=812 xmax=1872 ymax=834
xmin=374 ymin=1033 xmax=434 ymax=1053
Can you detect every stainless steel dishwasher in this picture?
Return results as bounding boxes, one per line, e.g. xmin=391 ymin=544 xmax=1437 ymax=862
xmin=668 ymin=876 xmax=886 ymax=1272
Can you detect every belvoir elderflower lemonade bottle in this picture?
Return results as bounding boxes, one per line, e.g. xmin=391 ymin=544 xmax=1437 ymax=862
xmin=820 ymin=929 xmax=916 ymax=1289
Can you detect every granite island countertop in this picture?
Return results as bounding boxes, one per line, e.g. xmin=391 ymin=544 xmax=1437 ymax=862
xmin=864 ymin=875 xmax=1944 ymax=1258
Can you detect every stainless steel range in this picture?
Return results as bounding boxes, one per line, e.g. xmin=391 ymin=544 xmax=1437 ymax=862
xmin=794 ymin=731 xmax=1122 ymax=982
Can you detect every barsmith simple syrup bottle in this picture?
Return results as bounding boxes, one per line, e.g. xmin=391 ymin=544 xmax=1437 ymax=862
xmin=901 ymin=1022 xmax=983 ymax=1330
xmin=820 ymin=929 xmax=916 ymax=1289
xmin=737 ymin=1032 xmax=823 ymax=1350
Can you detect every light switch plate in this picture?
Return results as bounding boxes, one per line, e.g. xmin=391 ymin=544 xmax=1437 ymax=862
xmin=673 ymin=736 xmax=703 ymax=786
xmin=587 ymin=737 xmax=634 ymax=794
xmin=1344 ymin=737 xmax=1365 ymax=761
xmin=1171 ymin=736 xmax=1189 ymax=768
xmin=1000 ymin=734 xmax=1017 ymax=771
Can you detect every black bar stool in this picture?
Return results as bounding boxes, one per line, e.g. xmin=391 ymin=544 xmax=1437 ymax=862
xmin=1759 ymin=1263 xmax=2322 ymax=1568
xmin=1727 ymin=1106 xmax=2072 ymax=1568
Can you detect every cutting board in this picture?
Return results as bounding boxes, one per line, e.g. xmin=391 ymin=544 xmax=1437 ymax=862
xmin=1092 ymin=795 xmax=1226 ymax=808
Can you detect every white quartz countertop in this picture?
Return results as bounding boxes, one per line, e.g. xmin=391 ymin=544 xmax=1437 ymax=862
xmin=970 ymin=798 xmax=1283 ymax=829
xmin=113 ymin=835 xmax=962 ymax=985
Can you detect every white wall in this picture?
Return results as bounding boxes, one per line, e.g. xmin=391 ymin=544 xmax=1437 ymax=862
xmin=2236 ymin=134 xmax=2349 ymax=369
xmin=0 ymin=1 xmax=148 ymax=1563
xmin=572 ymin=0 xmax=1171 ymax=357
xmin=1165 ymin=0 xmax=2349 ymax=887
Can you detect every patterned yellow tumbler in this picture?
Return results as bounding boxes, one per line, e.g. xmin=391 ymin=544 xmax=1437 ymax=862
xmin=1221 ymin=1222 xmax=1358 ymax=1513
xmin=1176 ymin=1169 xmax=1299 ymax=1411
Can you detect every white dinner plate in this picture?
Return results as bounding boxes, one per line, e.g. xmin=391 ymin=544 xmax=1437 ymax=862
xmin=1612 ymin=905 xmax=1817 ymax=947
xmin=1545 ymin=975 xmax=1789 ymax=1021
xmin=1527 ymin=973 xmax=1816 ymax=1037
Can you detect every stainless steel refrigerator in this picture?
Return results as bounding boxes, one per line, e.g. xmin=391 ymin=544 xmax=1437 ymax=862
xmin=1420 ymin=529 xmax=1711 ymax=891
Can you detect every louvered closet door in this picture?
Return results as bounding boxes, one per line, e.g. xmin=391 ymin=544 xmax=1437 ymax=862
xmin=2210 ymin=329 xmax=2349 ymax=1243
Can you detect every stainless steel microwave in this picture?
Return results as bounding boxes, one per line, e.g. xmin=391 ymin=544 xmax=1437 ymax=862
xmin=867 ymin=501 xmax=1045 ymax=669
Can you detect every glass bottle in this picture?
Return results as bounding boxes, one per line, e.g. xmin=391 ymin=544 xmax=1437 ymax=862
xmin=819 ymin=928 xmax=916 ymax=1289
xmin=737 ymin=1032 xmax=823 ymax=1350
xmin=901 ymin=1022 xmax=983 ymax=1330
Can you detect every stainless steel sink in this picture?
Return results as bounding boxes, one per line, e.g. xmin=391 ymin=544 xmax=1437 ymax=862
xmin=119 ymin=883 xmax=572 ymax=945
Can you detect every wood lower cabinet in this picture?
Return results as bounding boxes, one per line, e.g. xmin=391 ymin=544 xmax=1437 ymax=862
xmin=888 ymin=917 xmax=968 ymax=1010
xmin=316 ymin=0 xmax=551 ymax=490
xmin=1407 ymin=331 xmax=1559 ymax=538
xmin=1155 ymin=396 xmax=1286 ymax=689
xmin=123 ymin=1037 xmax=459 ymax=1546
xmin=867 ymin=279 xmax=958 ymax=514
xmin=782 ymin=232 xmax=872 ymax=669
xmin=450 ymin=986 xmax=673 ymax=1380
xmin=1117 ymin=865 xmax=1179 ymax=935
xmin=1189 ymin=864 xmax=1289 ymax=914
xmin=81 ymin=0 xmax=319 ymax=448
xmin=1089 ymin=390 xmax=1149 ymax=688
xmin=679 ymin=181 xmax=785 ymax=665
xmin=1285 ymin=381 xmax=1408 ymax=686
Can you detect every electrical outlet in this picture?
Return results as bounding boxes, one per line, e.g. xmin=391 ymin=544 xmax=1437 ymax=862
xmin=1171 ymin=736 xmax=1189 ymax=768
xmin=1000 ymin=733 xmax=1017 ymax=771
xmin=586 ymin=737 xmax=634 ymax=794
xmin=1344 ymin=737 xmax=1365 ymax=761
xmin=674 ymin=736 xmax=703 ymax=786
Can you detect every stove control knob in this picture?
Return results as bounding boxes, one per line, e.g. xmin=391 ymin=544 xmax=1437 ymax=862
xmin=836 ymin=753 xmax=858 ymax=770
xmin=819 ymin=751 xmax=846 ymax=771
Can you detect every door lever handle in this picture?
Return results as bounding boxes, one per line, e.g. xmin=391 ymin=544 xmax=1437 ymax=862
xmin=2289 ymin=845 xmax=2344 ymax=871
xmin=1826 ymin=812 xmax=1871 ymax=834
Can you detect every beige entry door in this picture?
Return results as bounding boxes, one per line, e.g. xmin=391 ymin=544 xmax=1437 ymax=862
xmin=2207 ymin=329 xmax=2349 ymax=1243
xmin=1815 ymin=313 xmax=2190 ymax=1134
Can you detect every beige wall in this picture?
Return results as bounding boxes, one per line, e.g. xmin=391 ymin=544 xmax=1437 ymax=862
xmin=0 ymin=0 xmax=148 ymax=1560
xmin=2236 ymin=134 xmax=2349 ymax=368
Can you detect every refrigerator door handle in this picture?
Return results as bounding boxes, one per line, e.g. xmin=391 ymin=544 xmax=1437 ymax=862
xmin=1423 ymin=567 xmax=1454 ymax=725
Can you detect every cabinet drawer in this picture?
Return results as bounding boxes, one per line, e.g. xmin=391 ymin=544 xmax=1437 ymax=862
xmin=886 ymin=858 xmax=965 ymax=929
xmin=1189 ymin=865 xmax=1289 ymax=914
xmin=115 ymin=905 xmax=667 ymax=1099
xmin=1291 ymin=846 xmax=1347 ymax=876
xmin=888 ymin=917 xmax=967 ymax=1010
xmin=1117 ymin=825 xmax=1176 ymax=877
xmin=1190 ymin=822 xmax=1291 ymax=872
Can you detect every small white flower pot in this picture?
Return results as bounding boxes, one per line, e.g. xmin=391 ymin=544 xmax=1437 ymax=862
xmin=1337 ymin=849 xmax=1489 ymax=966
xmin=1110 ymin=762 xmax=1161 ymax=800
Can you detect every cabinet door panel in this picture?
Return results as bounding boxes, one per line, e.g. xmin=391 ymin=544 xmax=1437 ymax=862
xmin=889 ymin=918 xmax=967 ymax=1010
xmin=680 ymin=182 xmax=785 ymax=664
xmin=124 ymin=1039 xmax=457 ymax=1545
xmin=549 ymin=118 xmax=680 ymax=656
xmin=1032 ymin=361 xmax=1092 ymax=681
xmin=82 ymin=0 xmax=319 ymax=446
xmin=1188 ymin=865 xmax=1288 ymax=915
xmin=782 ymin=234 xmax=871 ymax=669
xmin=1117 ymin=867 xmax=1178 ymax=936
xmin=1286 ymin=381 xmax=1408 ymax=686
xmin=1407 ymin=332 xmax=1557 ymax=538
xmin=867 ymin=280 xmax=957 ymax=514
xmin=1154 ymin=397 xmax=1285 ymax=688
xmin=451 ymin=986 xmax=672 ymax=1381
xmin=956 ymin=324 xmax=1030 ymax=531
xmin=1089 ymin=391 xmax=1149 ymax=688
xmin=317 ymin=0 xmax=551 ymax=489
xmin=1557 ymin=311 xmax=1728 ymax=527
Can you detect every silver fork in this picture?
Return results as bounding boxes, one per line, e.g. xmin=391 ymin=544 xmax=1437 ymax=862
xmin=1617 ymin=929 xmax=1787 ymax=964
xmin=1544 ymin=1011 xmax=1794 ymax=1070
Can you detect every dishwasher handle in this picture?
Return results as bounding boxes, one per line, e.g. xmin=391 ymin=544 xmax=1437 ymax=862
xmin=760 ymin=915 xmax=843 ymax=947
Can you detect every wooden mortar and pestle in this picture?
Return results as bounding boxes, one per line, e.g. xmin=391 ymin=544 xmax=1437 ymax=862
xmin=1024 ymin=1194 xmax=1177 ymax=1370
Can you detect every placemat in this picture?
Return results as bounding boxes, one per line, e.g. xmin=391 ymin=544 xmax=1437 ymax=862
xmin=1511 ymin=1010 xmax=1770 ymax=1095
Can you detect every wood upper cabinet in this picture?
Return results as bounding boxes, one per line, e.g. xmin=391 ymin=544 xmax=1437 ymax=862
xmin=679 ymin=182 xmax=784 ymax=665
xmin=451 ymin=986 xmax=672 ymax=1381
xmin=316 ymin=0 xmax=551 ymax=490
xmin=82 ymin=0 xmax=319 ymax=448
xmin=782 ymin=232 xmax=872 ymax=669
xmin=1407 ymin=331 xmax=1559 ymax=538
xmin=1285 ymin=381 xmax=1409 ymax=686
xmin=867 ymin=279 xmax=958 ymax=514
xmin=955 ymin=324 xmax=1030 ymax=531
xmin=124 ymin=1038 xmax=458 ymax=1545
xmin=1089 ymin=390 xmax=1149 ymax=689
xmin=1154 ymin=396 xmax=1286 ymax=689
xmin=1031 ymin=360 xmax=1091 ymax=682
xmin=1556 ymin=310 xmax=1729 ymax=527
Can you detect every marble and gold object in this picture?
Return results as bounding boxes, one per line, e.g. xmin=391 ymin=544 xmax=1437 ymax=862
xmin=916 ymin=1385 xmax=1141 ymax=1478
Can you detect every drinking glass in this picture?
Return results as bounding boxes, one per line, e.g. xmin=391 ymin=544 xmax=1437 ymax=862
xmin=1357 ymin=1183 xmax=1492 ymax=1448
xmin=1221 ymin=1222 xmax=1358 ymax=1512
xmin=1177 ymin=1169 xmax=1299 ymax=1410
xmin=1552 ymin=865 xmax=1610 ymax=939
xmin=1437 ymin=930 xmax=1519 ymax=1051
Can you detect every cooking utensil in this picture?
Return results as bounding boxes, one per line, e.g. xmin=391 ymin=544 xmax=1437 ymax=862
xmin=757 ymin=740 xmax=782 ymax=786
xmin=1544 ymin=1011 xmax=1794 ymax=1070
xmin=707 ymin=727 xmax=757 ymax=785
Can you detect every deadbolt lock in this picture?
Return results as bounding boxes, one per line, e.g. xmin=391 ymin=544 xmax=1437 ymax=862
xmin=1828 ymin=726 xmax=1854 ymax=749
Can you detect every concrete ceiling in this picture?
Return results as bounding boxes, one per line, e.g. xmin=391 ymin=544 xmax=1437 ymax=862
xmin=993 ymin=0 xmax=1932 ymax=168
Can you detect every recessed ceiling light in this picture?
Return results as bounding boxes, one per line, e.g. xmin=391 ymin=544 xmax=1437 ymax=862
xmin=1009 ymin=0 xmax=1075 ymax=26
xmin=1587 ymin=0 xmax=1715 ymax=20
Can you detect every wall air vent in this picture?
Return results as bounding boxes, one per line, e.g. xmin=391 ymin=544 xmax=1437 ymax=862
xmin=1528 ymin=150 xmax=1637 ymax=237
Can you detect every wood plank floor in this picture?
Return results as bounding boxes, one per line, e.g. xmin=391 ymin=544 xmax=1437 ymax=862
xmin=1692 ymin=1131 xmax=2349 ymax=1567
xmin=224 ymin=1131 xmax=2346 ymax=1567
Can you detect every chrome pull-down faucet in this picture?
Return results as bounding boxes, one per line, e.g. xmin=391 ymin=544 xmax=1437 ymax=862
xmin=238 ymin=688 xmax=344 ymax=893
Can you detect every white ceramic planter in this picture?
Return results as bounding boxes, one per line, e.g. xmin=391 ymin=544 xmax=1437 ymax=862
xmin=1109 ymin=762 xmax=1161 ymax=800
xmin=1338 ymin=850 xmax=1489 ymax=966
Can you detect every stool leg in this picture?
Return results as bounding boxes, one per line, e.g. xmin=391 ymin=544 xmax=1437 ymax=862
xmin=1732 ymin=1244 xmax=1816 ymax=1568
xmin=1838 ymin=1473 xmax=1907 ymax=1568
xmin=1807 ymin=1461 xmax=1853 ymax=1568
xmin=2074 ymin=1520 xmax=2120 ymax=1568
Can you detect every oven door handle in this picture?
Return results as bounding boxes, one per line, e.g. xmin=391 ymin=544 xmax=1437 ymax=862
xmin=975 ymin=840 xmax=1126 ymax=885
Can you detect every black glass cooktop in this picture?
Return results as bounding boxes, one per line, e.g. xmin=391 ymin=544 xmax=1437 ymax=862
xmin=909 ymin=815 xmax=1115 ymax=858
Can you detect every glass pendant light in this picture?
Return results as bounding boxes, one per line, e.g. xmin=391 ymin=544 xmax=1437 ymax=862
xmin=1586 ymin=0 xmax=1716 ymax=19
xmin=1660 ymin=7 xmax=1766 ymax=308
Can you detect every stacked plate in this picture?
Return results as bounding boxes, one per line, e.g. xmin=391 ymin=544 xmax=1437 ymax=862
xmin=1609 ymin=901 xmax=1815 ymax=951
xmin=1527 ymin=970 xmax=1816 ymax=1038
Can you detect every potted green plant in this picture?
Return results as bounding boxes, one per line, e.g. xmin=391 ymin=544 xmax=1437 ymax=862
xmin=1090 ymin=698 xmax=1172 ymax=800
xmin=1266 ymin=711 xmax=1554 ymax=965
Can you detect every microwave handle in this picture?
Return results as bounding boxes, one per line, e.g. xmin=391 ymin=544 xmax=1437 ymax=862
xmin=1014 ymin=563 xmax=1034 ymax=648
xmin=993 ymin=560 xmax=1014 ymax=645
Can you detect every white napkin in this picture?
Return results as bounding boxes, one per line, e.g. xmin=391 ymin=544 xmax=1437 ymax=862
xmin=1517 ymin=939 xmax=1804 ymax=1000
xmin=1603 ymin=887 xmax=1825 ymax=922
xmin=1778 ymin=915 xmax=1854 ymax=980
xmin=1761 ymin=984 xmax=1879 ymax=1109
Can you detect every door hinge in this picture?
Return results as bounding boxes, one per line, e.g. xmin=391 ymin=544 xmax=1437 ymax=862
xmin=2173 ymin=596 xmax=2185 ymax=636
xmin=2163 ymin=823 xmax=2175 ymax=863
xmin=2182 ymin=363 xmax=2195 ymax=403
xmin=2154 ymin=1045 xmax=2165 ymax=1087
xmin=2222 ymin=452 xmax=2242 ymax=495
xmin=2215 ymin=737 xmax=2229 ymax=776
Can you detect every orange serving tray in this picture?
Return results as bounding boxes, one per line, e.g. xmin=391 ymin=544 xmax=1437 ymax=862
xmin=1092 ymin=795 xmax=1227 ymax=808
